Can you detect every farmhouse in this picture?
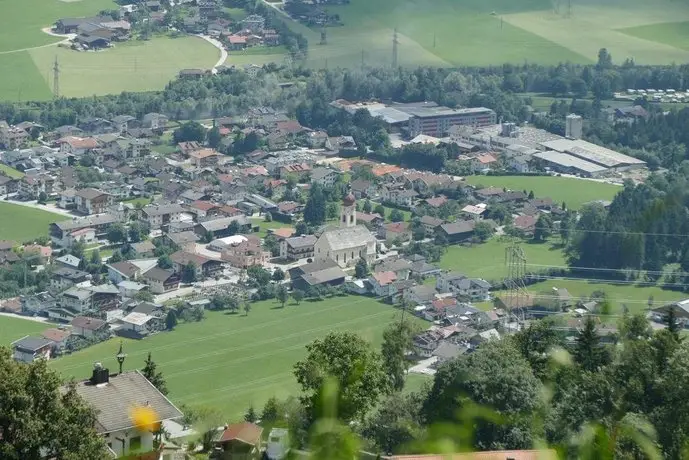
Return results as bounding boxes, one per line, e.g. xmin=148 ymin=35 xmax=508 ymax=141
xmin=280 ymin=235 xmax=317 ymax=261
xmin=11 ymin=336 xmax=54 ymax=363
xmin=142 ymin=267 xmax=180 ymax=294
xmin=75 ymin=188 xmax=114 ymax=215
xmin=289 ymin=259 xmax=347 ymax=292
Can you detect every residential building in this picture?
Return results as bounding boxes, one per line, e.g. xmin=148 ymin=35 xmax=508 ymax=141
xmin=369 ymin=271 xmax=398 ymax=298
xmin=221 ymin=235 xmax=269 ymax=269
xmin=436 ymin=272 xmax=491 ymax=301
xmin=114 ymin=138 xmax=151 ymax=163
xmin=41 ymin=328 xmax=71 ymax=352
xmin=50 ymin=267 xmax=90 ymax=291
xmin=0 ymin=175 xmax=18 ymax=195
xmin=382 ymin=186 xmax=417 ymax=207
xmin=438 ymin=220 xmax=476 ymax=243
xmin=71 ymin=368 xmax=183 ymax=458
xmin=289 ymin=259 xmax=347 ymax=292
xmin=140 ymin=204 xmax=186 ymax=230
xmin=0 ymin=121 xmax=30 ymax=149
xmin=170 ymin=251 xmax=223 ymax=278
xmin=58 ymin=136 xmax=99 ymax=155
xmin=70 ymin=316 xmax=107 ymax=338
xmin=75 ymin=188 xmax=114 ymax=215
xmin=12 ymin=336 xmax=54 ymax=363
xmin=379 ymin=221 xmax=411 ymax=243
xmin=214 ymin=422 xmax=263 ymax=460
xmin=142 ymin=268 xmax=180 ymax=294
xmin=189 ymin=148 xmax=220 ymax=168
xmin=461 ymin=203 xmax=486 ymax=221
xmin=350 ymin=179 xmax=377 ymax=199
xmin=106 ymin=260 xmax=141 ymax=284
xmin=280 ymin=235 xmax=317 ymax=261
xmin=310 ymin=167 xmax=339 ymax=187
xmin=60 ymin=287 xmax=93 ymax=313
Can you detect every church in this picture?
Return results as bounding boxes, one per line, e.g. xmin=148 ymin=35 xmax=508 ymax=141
xmin=314 ymin=193 xmax=377 ymax=268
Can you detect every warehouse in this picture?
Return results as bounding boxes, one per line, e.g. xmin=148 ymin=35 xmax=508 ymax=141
xmin=532 ymin=151 xmax=608 ymax=178
xmin=539 ymin=139 xmax=646 ymax=171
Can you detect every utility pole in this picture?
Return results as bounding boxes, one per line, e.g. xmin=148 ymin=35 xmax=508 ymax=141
xmin=392 ymin=27 xmax=399 ymax=68
xmin=52 ymin=56 xmax=60 ymax=98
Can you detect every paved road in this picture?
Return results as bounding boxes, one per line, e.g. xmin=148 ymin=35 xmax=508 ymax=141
xmin=0 ymin=311 xmax=50 ymax=324
xmin=196 ymin=34 xmax=227 ymax=73
xmin=3 ymin=198 xmax=72 ymax=217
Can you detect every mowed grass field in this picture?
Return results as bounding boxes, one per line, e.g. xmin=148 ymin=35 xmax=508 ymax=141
xmin=463 ymin=175 xmax=621 ymax=210
xmin=50 ymin=296 xmax=423 ymax=420
xmin=26 ymin=36 xmax=219 ymax=98
xmin=440 ymin=238 xmax=567 ymax=280
xmin=0 ymin=315 xmax=49 ymax=345
xmin=271 ymin=0 xmax=689 ymax=68
xmin=0 ymin=202 xmax=62 ymax=242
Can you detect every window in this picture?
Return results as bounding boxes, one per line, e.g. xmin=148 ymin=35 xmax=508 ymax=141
xmin=129 ymin=436 xmax=141 ymax=452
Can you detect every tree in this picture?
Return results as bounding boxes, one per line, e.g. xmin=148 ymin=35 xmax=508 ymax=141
xmin=272 ymin=267 xmax=285 ymax=282
xmin=304 ymin=183 xmax=327 ymax=226
xmin=134 ymin=290 xmax=154 ymax=302
xmin=37 ymin=191 xmax=47 ymax=204
xmin=276 ymin=284 xmax=289 ymax=308
xmin=559 ymin=212 xmax=574 ymax=244
xmin=422 ymin=340 xmax=542 ymax=449
xmin=207 ymin=125 xmax=221 ymax=148
xmin=244 ymin=405 xmax=258 ymax=423
xmin=71 ymin=240 xmax=86 ymax=259
xmin=0 ymin=347 xmax=109 ymax=459
xmin=292 ymin=289 xmax=305 ymax=305
xmin=533 ymin=213 xmax=553 ymax=242
xmin=181 ymin=262 xmax=197 ymax=283
xmin=142 ymin=352 xmax=168 ymax=395
xmin=390 ymin=209 xmax=404 ymax=223
xmin=354 ymin=258 xmax=369 ymax=279
xmin=361 ymin=392 xmax=423 ymax=454
xmin=294 ymin=332 xmax=387 ymax=422
xmin=264 ymin=211 xmax=273 ymax=222
xmin=296 ymin=221 xmax=309 ymax=236
xmin=374 ymin=204 xmax=386 ymax=218
xmin=362 ymin=199 xmax=372 ymax=213
xmin=473 ymin=221 xmax=493 ymax=243
xmin=157 ymin=254 xmax=172 ymax=269
xmin=243 ymin=299 xmax=251 ymax=316
xmin=173 ymin=121 xmax=206 ymax=143
xmin=165 ymin=310 xmax=178 ymax=330
xmin=597 ymin=47 xmax=613 ymax=69
xmin=512 ymin=318 xmax=563 ymax=380
xmin=264 ymin=234 xmax=280 ymax=257
xmin=573 ymin=316 xmax=609 ymax=372
xmin=261 ymin=397 xmax=280 ymax=424
xmin=381 ymin=318 xmax=418 ymax=392
xmin=106 ymin=223 xmax=127 ymax=244
xmin=89 ymin=249 xmax=101 ymax=266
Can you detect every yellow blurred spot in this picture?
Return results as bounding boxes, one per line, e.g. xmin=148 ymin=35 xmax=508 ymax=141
xmin=129 ymin=405 xmax=160 ymax=432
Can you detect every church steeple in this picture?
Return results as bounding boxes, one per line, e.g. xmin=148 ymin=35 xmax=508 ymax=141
xmin=341 ymin=192 xmax=357 ymax=228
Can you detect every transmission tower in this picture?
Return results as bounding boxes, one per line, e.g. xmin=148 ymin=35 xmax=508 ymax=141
xmin=392 ymin=28 xmax=399 ymax=68
xmin=52 ymin=56 xmax=60 ymax=98
xmin=504 ymin=240 xmax=529 ymax=322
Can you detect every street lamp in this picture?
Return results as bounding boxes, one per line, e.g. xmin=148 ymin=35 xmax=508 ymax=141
xmin=116 ymin=341 xmax=127 ymax=375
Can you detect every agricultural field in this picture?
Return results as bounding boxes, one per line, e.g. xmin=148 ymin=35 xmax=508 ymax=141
xmin=440 ymin=238 xmax=567 ymax=280
xmin=0 ymin=315 xmax=48 ymax=345
xmin=0 ymin=202 xmax=62 ymax=242
xmin=50 ymin=296 xmax=421 ymax=420
xmin=272 ymin=0 xmax=689 ymax=68
xmin=0 ymin=164 xmax=25 ymax=179
xmin=463 ymin=175 xmax=621 ymax=210
xmin=27 ymin=36 xmax=219 ymax=98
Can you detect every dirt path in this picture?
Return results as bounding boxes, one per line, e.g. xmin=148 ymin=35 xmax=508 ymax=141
xmin=0 ymin=28 xmax=74 ymax=55
xmin=195 ymin=34 xmax=227 ymax=72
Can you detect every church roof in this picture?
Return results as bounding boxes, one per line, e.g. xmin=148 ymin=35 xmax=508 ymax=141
xmin=318 ymin=225 xmax=375 ymax=251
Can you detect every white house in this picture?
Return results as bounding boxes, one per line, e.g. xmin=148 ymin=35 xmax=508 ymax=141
xmin=121 ymin=312 xmax=155 ymax=333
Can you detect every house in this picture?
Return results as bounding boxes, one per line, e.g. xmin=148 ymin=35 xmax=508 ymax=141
xmin=436 ymin=272 xmax=491 ymax=301
xmin=0 ymin=175 xmax=18 ymax=195
xmin=379 ymin=221 xmax=411 ymax=243
xmin=21 ymin=292 xmax=57 ymax=315
xmin=12 ymin=336 xmax=54 ymax=363
xmin=420 ymin=215 xmax=444 ymax=235
xmin=141 ymin=113 xmax=169 ymax=131
xmin=60 ymin=287 xmax=93 ymax=315
xmin=165 ymin=231 xmax=200 ymax=252
xmin=0 ymin=121 xmax=30 ymax=149
xmin=310 ymin=167 xmax=339 ymax=187
xmin=403 ymin=284 xmax=437 ymax=305
xmin=121 ymin=311 xmax=157 ymax=336
xmin=189 ymin=148 xmax=220 ymax=168
xmin=438 ymin=220 xmax=475 ymax=243
xmin=351 ymin=179 xmax=377 ymax=199
xmin=221 ymin=235 xmax=269 ymax=269
xmin=107 ymin=260 xmax=141 ymax=284
xmin=189 ymin=200 xmax=220 ymax=219
xmin=41 ymin=328 xmax=71 ymax=352
xmin=75 ymin=188 xmax=114 ymax=215
xmin=356 ymin=212 xmax=385 ymax=229
xmin=117 ymin=280 xmax=149 ymax=298
xmin=195 ymin=215 xmax=252 ymax=239
xmin=289 ymin=259 xmax=347 ymax=292
xmin=374 ymin=257 xmax=412 ymax=280
xmin=170 ymin=250 xmax=223 ymax=278
xmin=70 ymin=315 xmax=107 ymax=338
xmin=382 ymin=186 xmax=418 ymax=208
xmin=280 ymin=235 xmax=317 ymax=261
xmin=461 ymin=203 xmax=487 ymax=221
xmin=131 ymin=240 xmax=156 ymax=258
xmin=71 ymin=368 xmax=183 ymax=458
xmin=472 ymin=153 xmax=498 ymax=172
xmin=142 ymin=268 xmax=180 ymax=294
xmin=513 ymin=214 xmax=537 ymax=235
xmin=279 ymin=163 xmax=311 ymax=180
xmin=140 ymin=204 xmax=186 ymax=230
xmin=214 ymin=422 xmax=263 ymax=460
xmin=50 ymin=267 xmax=90 ymax=291
xmin=58 ymin=136 xmax=98 ymax=155
xmin=369 ymin=271 xmax=398 ymax=298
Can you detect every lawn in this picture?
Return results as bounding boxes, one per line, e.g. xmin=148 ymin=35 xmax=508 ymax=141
xmin=50 ymin=295 xmax=422 ymax=420
xmin=0 ymin=51 xmax=53 ymax=101
xmin=250 ymin=217 xmax=294 ymax=238
xmin=0 ymin=315 xmax=49 ymax=345
xmin=620 ymin=21 xmax=689 ymax=52
xmin=26 ymin=35 xmax=219 ymax=98
xmin=0 ymin=163 xmax=25 ymax=179
xmin=439 ymin=238 xmax=566 ymax=281
xmin=0 ymin=202 xmax=62 ymax=242
xmin=463 ymin=175 xmax=621 ymax=210
xmin=494 ymin=278 xmax=687 ymax=315
xmin=0 ymin=0 xmax=116 ymax=53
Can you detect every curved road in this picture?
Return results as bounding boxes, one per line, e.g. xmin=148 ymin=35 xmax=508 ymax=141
xmin=196 ymin=34 xmax=227 ymax=73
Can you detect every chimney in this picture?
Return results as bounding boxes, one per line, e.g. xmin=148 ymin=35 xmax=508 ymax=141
xmin=90 ymin=362 xmax=110 ymax=385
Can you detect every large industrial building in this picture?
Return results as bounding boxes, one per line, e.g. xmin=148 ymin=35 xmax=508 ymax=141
xmin=449 ymin=122 xmax=646 ymax=178
xmin=330 ymin=99 xmax=496 ymax=137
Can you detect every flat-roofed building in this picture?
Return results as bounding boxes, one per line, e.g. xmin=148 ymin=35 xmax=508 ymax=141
xmin=402 ymin=106 xmax=496 ymax=137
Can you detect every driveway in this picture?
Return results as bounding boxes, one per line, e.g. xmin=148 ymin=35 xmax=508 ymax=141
xmin=408 ymin=356 xmax=438 ymax=375
xmin=196 ymin=34 xmax=227 ymax=73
